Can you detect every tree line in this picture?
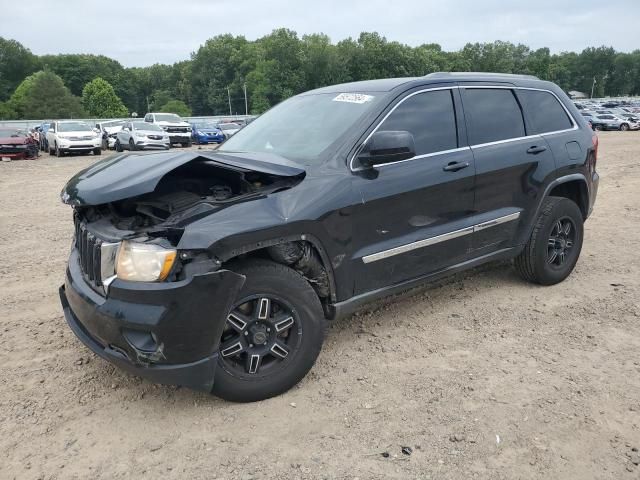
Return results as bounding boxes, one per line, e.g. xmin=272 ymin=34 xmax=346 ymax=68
xmin=1 ymin=30 xmax=639 ymax=120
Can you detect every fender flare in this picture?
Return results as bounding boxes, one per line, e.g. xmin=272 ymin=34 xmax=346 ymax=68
xmin=525 ymin=173 xmax=589 ymax=239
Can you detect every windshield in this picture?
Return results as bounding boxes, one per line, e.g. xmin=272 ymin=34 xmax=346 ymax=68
xmin=133 ymin=122 xmax=162 ymax=131
xmin=0 ymin=128 xmax=24 ymax=137
xmin=154 ymin=114 xmax=182 ymax=123
xmin=195 ymin=123 xmax=219 ymax=130
xmin=219 ymin=92 xmax=382 ymax=164
xmin=58 ymin=122 xmax=92 ymax=132
xmin=102 ymin=120 xmax=126 ymax=128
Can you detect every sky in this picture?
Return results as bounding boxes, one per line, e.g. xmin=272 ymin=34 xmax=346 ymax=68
xmin=2 ymin=0 xmax=639 ymax=67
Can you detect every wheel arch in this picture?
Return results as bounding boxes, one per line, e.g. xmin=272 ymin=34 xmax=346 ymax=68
xmin=547 ymin=175 xmax=589 ymax=219
xmin=217 ymin=233 xmax=338 ymax=307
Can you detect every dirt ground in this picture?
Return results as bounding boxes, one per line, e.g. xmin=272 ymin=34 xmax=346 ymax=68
xmin=1 ymin=134 xmax=639 ymax=480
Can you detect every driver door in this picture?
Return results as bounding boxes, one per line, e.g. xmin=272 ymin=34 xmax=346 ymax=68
xmin=350 ymin=87 xmax=476 ymax=294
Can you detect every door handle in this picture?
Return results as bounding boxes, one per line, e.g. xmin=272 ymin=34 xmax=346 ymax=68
xmin=527 ymin=145 xmax=547 ymax=155
xmin=443 ymin=161 xmax=470 ymax=172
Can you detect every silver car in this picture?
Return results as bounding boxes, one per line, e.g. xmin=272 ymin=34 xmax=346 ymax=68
xmin=115 ymin=121 xmax=171 ymax=151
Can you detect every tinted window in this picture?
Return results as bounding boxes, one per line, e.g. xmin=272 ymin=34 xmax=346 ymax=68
xmin=377 ymin=90 xmax=458 ymax=156
xmin=463 ymin=89 xmax=525 ymax=145
xmin=517 ymin=90 xmax=573 ymax=134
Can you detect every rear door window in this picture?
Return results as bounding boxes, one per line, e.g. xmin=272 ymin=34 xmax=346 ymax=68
xmin=517 ymin=90 xmax=574 ymax=134
xmin=463 ymin=89 xmax=525 ymax=145
xmin=377 ymin=89 xmax=458 ymax=156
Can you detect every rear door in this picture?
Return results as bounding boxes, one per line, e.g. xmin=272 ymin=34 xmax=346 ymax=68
xmin=351 ymin=87 xmax=476 ymax=294
xmin=459 ymin=86 xmax=556 ymax=254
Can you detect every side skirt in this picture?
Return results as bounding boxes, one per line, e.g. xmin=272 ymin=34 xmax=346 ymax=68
xmin=328 ymin=247 xmax=520 ymax=320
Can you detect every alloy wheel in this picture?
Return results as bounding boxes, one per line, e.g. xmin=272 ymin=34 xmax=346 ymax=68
xmin=219 ymin=295 xmax=301 ymax=376
xmin=547 ymin=217 xmax=576 ymax=267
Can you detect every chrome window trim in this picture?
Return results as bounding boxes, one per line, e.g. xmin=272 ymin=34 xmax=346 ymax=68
xmin=349 ymin=85 xmax=579 ymax=172
xmin=361 ymin=212 xmax=521 ymax=264
xmin=350 ymin=86 xmax=460 ymax=172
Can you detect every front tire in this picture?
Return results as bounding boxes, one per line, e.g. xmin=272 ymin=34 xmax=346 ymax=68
xmin=514 ymin=197 xmax=584 ymax=285
xmin=212 ymin=260 xmax=326 ymax=402
xmin=620 ymin=123 xmax=630 ymax=131
xmin=93 ymin=147 xmax=102 ymax=156
xmin=115 ymin=140 xmax=123 ymax=152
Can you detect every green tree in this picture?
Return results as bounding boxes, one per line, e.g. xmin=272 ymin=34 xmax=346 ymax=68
xmin=0 ymin=101 xmax=15 ymax=119
xmin=0 ymin=37 xmax=40 ymax=101
xmin=7 ymin=70 xmax=85 ymax=119
xmin=158 ymin=99 xmax=191 ymax=117
xmin=82 ymin=77 xmax=128 ymax=118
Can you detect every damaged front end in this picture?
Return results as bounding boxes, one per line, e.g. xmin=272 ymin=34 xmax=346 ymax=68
xmin=59 ymin=150 xmax=305 ymax=390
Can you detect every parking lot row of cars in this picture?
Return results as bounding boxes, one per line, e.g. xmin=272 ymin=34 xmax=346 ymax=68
xmin=31 ymin=113 xmax=247 ymax=157
xmin=574 ymin=99 xmax=640 ymax=131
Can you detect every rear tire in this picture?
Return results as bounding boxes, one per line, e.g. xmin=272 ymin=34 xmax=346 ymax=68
xmin=514 ymin=197 xmax=584 ymax=285
xmin=212 ymin=260 xmax=326 ymax=402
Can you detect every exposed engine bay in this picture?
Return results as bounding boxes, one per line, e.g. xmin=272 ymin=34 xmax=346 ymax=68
xmin=77 ymin=159 xmax=302 ymax=236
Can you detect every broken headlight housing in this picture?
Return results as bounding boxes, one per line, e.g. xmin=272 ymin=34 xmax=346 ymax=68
xmin=115 ymin=241 xmax=176 ymax=282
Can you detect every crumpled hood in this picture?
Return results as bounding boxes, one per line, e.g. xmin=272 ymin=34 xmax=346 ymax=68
xmin=0 ymin=136 xmax=28 ymax=145
xmin=61 ymin=150 xmax=306 ymax=206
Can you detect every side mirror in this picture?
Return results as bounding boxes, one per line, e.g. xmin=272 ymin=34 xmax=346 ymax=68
xmin=357 ymin=130 xmax=416 ymax=168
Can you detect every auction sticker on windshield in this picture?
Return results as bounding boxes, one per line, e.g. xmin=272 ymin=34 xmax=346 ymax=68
xmin=332 ymin=93 xmax=375 ymax=104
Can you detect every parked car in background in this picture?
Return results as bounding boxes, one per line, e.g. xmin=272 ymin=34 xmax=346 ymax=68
xmin=191 ymin=122 xmax=225 ymax=144
xmin=0 ymin=128 xmax=38 ymax=160
xmin=144 ymin=113 xmax=192 ymax=147
xmin=46 ymin=121 xmax=102 ymax=157
xmin=114 ymin=121 xmax=171 ymax=151
xmin=218 ymin=122 xmax=242 ymax=139
xmin=38 ymin=123 xmax=51 ymax=151
xmin=591 ymin=114 xmax=638 ymax=131
xmin=96 ymin=120 xmax=127 ymax=150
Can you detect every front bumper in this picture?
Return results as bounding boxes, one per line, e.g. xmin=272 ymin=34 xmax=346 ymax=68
xmin=0 ymin=148 xmax=29 ymax=159
xmin=195 ymin=133 xmax=225 ymax=143
xmin=60 ymin=250 xmax=245 ymax=391
xmin=59 ymin=138 xmax=101 ymax=151
xmin=166 ymin=133 xmax=191 ymax=144
xmin=135 ymin=138 xmax=171 ymax=149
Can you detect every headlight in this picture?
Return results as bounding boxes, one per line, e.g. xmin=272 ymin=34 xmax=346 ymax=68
xmin=115 ymin=241 xmax=176 ymax=282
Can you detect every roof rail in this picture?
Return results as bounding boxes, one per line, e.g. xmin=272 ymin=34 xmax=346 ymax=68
xmin=424 ymin=72 xmax=540 ymax=80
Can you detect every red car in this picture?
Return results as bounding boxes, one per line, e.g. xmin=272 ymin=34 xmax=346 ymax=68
xmin=0 ymin=128 xmax=38 ymax=160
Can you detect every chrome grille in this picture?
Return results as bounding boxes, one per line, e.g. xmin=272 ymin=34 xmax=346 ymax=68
xmin=74 ymin=217 xmax=103 ymax=288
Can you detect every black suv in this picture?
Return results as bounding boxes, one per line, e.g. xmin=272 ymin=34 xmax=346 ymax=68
xmin=59 ymin=73 xmax=599 ymax=402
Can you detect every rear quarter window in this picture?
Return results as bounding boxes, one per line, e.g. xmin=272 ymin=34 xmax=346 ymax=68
xmin=463 ymin=88 xmax=525 ymax=145
xmin=517 ymin=90 xmax=574 ymax=134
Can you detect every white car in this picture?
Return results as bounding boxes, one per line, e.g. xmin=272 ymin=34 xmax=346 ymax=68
xmin=96 ymin=120 xmax=127 ymax=150
xmin=218 ymin=122 xmax=242 ymax=138
xmin=46 ymin=121 xmax=102 ymax=157
xmin=115 ymin=121 xmax=171 ymax=151
xmin=143 ymin=113 xmax=192 ymax=147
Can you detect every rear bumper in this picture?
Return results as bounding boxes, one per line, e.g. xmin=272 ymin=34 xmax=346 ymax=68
xmin=60 ymin=251 xmax=245 ymax=391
